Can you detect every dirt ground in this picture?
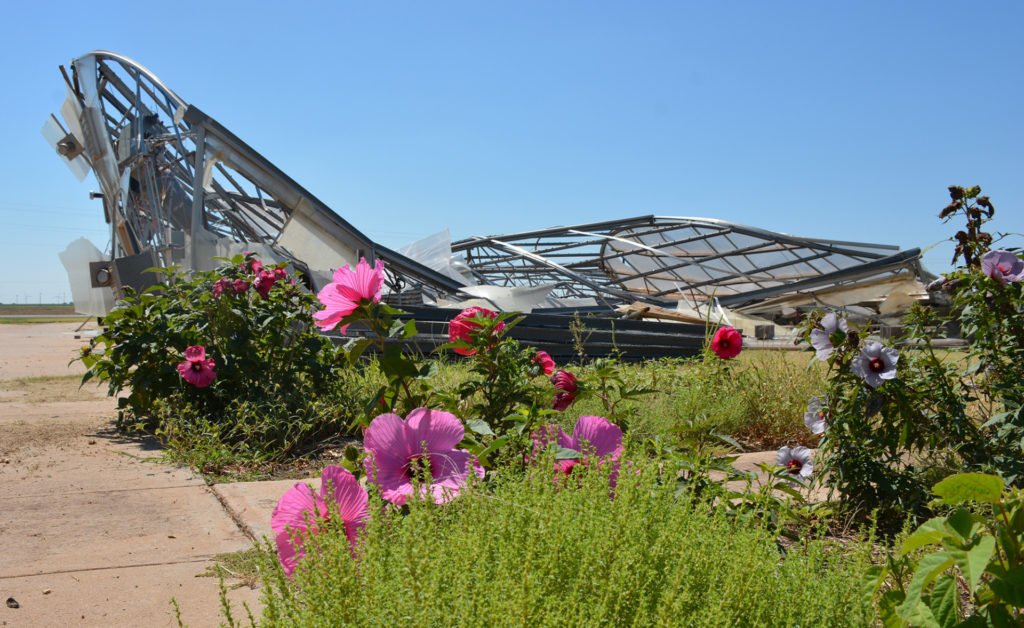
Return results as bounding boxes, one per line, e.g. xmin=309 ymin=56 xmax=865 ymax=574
xmin=0 ymin=323 xmax=258 ymax=627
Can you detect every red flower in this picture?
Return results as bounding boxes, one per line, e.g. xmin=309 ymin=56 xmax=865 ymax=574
xmin=533 ymin=351 xmax=555 ymax=375
xmin=710 ymin=326 xmax=742 ymax=360
xmin=232 ymin=279 xmax=250 ymax=294
xmin=448 ymin=307 xmax=505 ymax=356
xmin=254 ymin=270 xmax=277 ymax=298
xmin=176 ymin=345 xmax=217 ymax=388
xmin=212 ymin=278 xmax=230 ymax=298
xmin=551 ymin=370 xmax=578 ymax=411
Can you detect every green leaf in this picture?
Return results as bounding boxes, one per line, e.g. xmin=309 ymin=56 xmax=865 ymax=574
xmin=948 ymin=535 xmax=995 ymax=595
xmin=556 ymin=447 xmax=581 ymax=461
xmin=897 ymin=551 xmax=954 ymax=622
xmin=388 ymin=319 xmax=418 ymax=340
xmin=945 ymin=508 xmax=982 ymax=542
xmin=79 ymin=370 xmax=95 ymax=388
xmin=476 ymin=437 xmax=509 ymax=466
xmin=343 ymin=337 xmax=374 ymax=365
xmin=926 ymin=573 xmax=959 ymax=628
xmin=416 ymin=361 xmax=438 ymax=380
xmin=377 ymin=303 xmax=408 ymax=317
xmin=981 ymin=411 xmax=1012 ymax=429
xmin=901 ymin=517 xmax=953 ymax=555
xmin=988 ymin=566 xmax=1024 ymax=607
xmin=465 ymin=419 xmax=495 ymax=437
xmin=861 ymin=564 xmax=888 ymax=608
xmin=878 ymin=590 xmax=909 ymax=628
xmin=933 ymin=473 xmax=1004 ymax=505
xmin=380 ymin=345 xmax=419 ymax=379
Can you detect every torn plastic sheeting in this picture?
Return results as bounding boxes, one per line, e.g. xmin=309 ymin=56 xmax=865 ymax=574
xmin=59 ymin=238 xmax=114 ymax=317
xmin=456 ymin=284 xmax=556 ymax=312
xmin=397 ymin=229 xmax=473 ymax=285
xmin=736 ymin=274 xmax=928 ymax=317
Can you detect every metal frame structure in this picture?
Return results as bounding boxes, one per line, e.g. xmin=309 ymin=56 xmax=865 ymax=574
xmin=45 ymin=50 xmax=464 ymax=299
xmin=46 ymin=50 xmax=932 ymax=324
xmin=452 ymin=216 xmax=932 ymax=315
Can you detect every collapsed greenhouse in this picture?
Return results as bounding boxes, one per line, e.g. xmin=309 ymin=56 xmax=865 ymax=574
xmin=45 ymin=51 xmax=935 ymax=358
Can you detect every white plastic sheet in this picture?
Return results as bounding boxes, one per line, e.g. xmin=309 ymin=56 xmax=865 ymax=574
xmin=58 ymin=238 xmax=115 ymax=317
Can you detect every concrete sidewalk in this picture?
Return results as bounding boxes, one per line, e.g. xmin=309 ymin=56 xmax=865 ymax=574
xmin=0 ymin=323 xmax=258 ymax=627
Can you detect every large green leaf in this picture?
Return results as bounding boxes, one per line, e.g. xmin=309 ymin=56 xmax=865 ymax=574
xmin=901 ymin=517 xmax=953 ymax=556
xmin=380 ymin=344 xmax=419 ymax=379
xmin=926 ymin=573 xmax=959 ymax=627
xmin=897 ymin=551 xmax=954 ymax=622
xmin=933 ymin=473 xmax=1004 ymax=505
xmin=465 ymin=419 xmax=495 ymax=437
xmin=947 ymin=535 xmax=995 ymax=595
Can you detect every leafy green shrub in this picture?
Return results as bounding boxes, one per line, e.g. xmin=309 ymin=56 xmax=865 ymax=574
xmin=80 ymin=255 xmax=349 ymax=468
xmin=868 ymin=472 xmax=1024 ymax=626
xmin=247 ymin=460 xmax=874 ymax=627
xmin=808 ymin=186 xmax=1022 ymax=525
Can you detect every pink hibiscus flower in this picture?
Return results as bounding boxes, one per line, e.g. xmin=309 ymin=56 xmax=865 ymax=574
xmin=448 ymin=306 xmax=505 ymax=356
xmin=532 ymin=416 xmax=624 ymax=485
xmin=232 ymin=279 xmax=250 ymax=294
xmin=533 ymin=350 xmax=556 ymax=375
xmin=362 ymin=408 xmax=484 ymax=505
xmin=271 ymin=466 xmax=369 ymax=576
xmin=710 ymin=326 xmax=742 ymax=359
xmin=176 ymin=346 xmax=216 ymax=388
xmin=314 ymin=257 xmax=386 ymax=333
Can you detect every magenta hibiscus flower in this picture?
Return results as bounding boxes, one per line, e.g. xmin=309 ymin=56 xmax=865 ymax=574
xmin=314 ymin=257 xmax=386 ymax=333
xmin=212 ymin=278 xmax=230 ymax=298
xmin=448 ymin=306 xmax=505 ymax=356
xmin=271 ymin=466 xmax=369 ymax=576
xmin=532 ymin=416 xmax=624 ymax=484
xmin=533 ymin=350 xmax=555 ymax=375
xmin=710 ymin=326 xmax=742 ymax=359
xmin=253 ymin=269 xmax=278 ymax=298
xmin=551 ymin=370 xmax=578 ymax=411
xmin=176 ymin=345 xmax=216 ymax=388
xmin=362 ymin=408 xmax=484 ymax=505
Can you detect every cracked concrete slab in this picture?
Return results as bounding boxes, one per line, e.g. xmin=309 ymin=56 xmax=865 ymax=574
xmin=212 ymin=479 xmax=300 ymax=542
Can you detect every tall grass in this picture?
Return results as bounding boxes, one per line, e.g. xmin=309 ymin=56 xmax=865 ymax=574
xmin=567 ymin=352 xmax=826 ymax=451
xmin=249 ymin=461 xmax=873 ymax=627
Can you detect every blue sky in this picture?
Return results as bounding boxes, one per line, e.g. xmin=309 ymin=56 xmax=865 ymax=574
xmin=1 ymin=1 xmax=1021 ymax=303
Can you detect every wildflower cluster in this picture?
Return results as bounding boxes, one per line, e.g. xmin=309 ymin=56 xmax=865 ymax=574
xmin=801 ymin=185 xmax=1023 ymax=524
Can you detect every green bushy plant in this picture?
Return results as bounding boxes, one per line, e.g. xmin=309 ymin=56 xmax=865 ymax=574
xmin=808 ymin=186 xmax=1022 ymax=526
xmin=868 ymin=472 xmax=1024 ymax=626
xmin=79 ymin=255 xmax=350 ymax=466
xmin=244 ymin=459 xmax=873 ymax=627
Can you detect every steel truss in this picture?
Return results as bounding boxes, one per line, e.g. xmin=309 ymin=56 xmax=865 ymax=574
xmin=452 ymin=216 xmax=931 ymax=314
xmin=46 ymin=50 xmax=463 ymax=299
